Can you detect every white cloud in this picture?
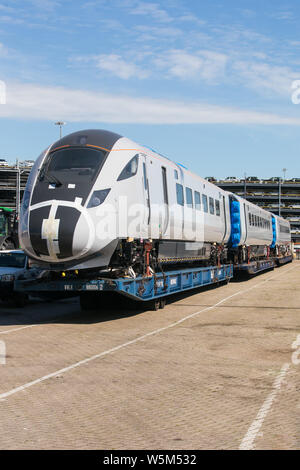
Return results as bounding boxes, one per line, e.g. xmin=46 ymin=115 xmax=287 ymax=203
xmin=234 ymin=61 xmax=300 ymax=97
xmin=130 ymin=1 xmax=172 ymax=23
xmin=1 ymin=81 xmax=300 ymax=126
xmin=135 ymin=24 xmax=182 ymax=40
xmin=155 ymin=49 xmax=228 ymax=81
xmin=272 ymin=11 xmax=294 ymax=21
xmin=179 ymin=14 xmax=206 ymax=25
xmin=0 ymin=42 xmax=8 ymax=57
xmin=27 ymin=0 xmax=61 ymax=11
xmin=95 ymin=54 xmax=148 ymax=79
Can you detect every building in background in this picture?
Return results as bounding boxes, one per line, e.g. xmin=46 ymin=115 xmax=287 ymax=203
xmin=211 ymin=177 xmax=300 ymax=253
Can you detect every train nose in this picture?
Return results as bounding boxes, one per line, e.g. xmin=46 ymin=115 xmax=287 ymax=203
xmin=29 ymin=204 xmax=93 ymax=261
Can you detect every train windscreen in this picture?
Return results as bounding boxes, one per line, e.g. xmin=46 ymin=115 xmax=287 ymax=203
xmin=40 ymin=147 xmax=107 ymax=182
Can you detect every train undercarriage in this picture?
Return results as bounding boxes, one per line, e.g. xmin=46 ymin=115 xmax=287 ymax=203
xmin=106 ymin=238 xmax=292 ymax=279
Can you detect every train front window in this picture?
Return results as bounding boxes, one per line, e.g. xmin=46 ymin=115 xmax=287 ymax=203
xmin=40 ymin=147 xmax=107 ymax=182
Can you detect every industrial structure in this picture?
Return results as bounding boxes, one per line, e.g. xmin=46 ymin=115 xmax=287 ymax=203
xmin=0 ymin=166 xmax=31 ymax=213
xmin=213 ymin=177 xmax=300 ymax=249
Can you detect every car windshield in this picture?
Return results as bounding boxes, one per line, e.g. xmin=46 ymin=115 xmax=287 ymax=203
xmin=40 ymin=147 xmax=107 ymax=182
xmin=0 ymin=253 xmax=26 ymax=268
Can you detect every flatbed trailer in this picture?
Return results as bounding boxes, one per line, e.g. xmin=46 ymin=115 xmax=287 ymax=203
xmin=274 ymin=255 xmax=293 ymax=266
xmin=233 ymin=255 xmax=293 ymax=276
xmin=233 ymin=259 xmax=275 ymax=276
xmin=15 ymin=264 xmax=233 ymax=311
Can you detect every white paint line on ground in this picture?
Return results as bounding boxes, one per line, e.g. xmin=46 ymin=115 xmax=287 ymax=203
xmin=0 ymin=324 xmax=38 ymax=335
xmin=0 ymin=264 xmax=298 ymax=401
xmin=0 ymin=263 xmax=297 ymax=337
xmin=239 ymin=363 xmax=291 ymax=450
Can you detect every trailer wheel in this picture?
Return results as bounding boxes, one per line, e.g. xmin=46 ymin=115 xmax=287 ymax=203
xmin=151 ymin=299 xmax=160 ymax=311
xmin=80 ymin=293 xmax=96 ymax=311
xmin=14 ymin=293 xmax=28 ymax=308
xmin=159 ymin=298 xmax=166 ymax=309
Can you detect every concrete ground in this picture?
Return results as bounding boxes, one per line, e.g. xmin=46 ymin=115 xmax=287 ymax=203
xmin=0 ymin=261 xmax=299 ymax=450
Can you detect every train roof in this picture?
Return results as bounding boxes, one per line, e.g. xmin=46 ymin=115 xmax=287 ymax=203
xmin=51 ymin=129 xmax=123 ymax=152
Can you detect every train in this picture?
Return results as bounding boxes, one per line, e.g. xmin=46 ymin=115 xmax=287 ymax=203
xmin=19 ymin=129 xmax=292 ymax=277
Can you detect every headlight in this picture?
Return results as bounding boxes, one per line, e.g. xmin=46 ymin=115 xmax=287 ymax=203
xmin=87 ymin=189 xmax=111 ymax=208
xmin=0 ymin=274 xmax=15 ymax=282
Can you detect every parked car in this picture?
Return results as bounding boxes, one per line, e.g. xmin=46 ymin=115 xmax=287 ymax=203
xmin=20 ymin=160 xmax=35 ymax=168
xmin=246 ymin=176 xmax=260 ymax=182
xmin=0 ymin=250 xmax=42 ymax=307
xmin=225 ymin=176 xmax=240 ymax=182
xmin=205 ymin=176 xmax=217 ymax=182
xmin=0 ymin=159 xmax=8 ymax=167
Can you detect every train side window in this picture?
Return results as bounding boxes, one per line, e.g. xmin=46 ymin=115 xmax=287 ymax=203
xmin=209 ymin=197 xmax=214 ymax=215
xmin=117 ymin=155 xmax=139 ymax=181
xmin=176 ymin=183 xmax=184 ymax=206
xmin=194 ymin=191 xmax=201 ymax=210
xmin=186 ymin=187 xmax=193 ymax=208
xmin=215 ymin=200 xmax=220 ymax=216
xmin=202 ymin=194 xmax=208 ymax=213
xmin=174 ymin=170 xmax=178 ymax=180
xmin=249 ymin=213 xmax=252 ymax=226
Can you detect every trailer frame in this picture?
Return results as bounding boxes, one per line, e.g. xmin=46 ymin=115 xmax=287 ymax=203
xmin=15 ymin=264 xmax=233 ymax=309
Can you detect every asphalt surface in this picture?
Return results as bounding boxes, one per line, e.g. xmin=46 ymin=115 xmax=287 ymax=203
xmin=0 ymin=261 xmax=299 ymax=450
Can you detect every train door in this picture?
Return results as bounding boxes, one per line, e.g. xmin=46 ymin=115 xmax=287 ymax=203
xmin=144 ymin=157 xmax=170 ymax=239
xmin=184 ymin=185 xmax=195 ymax=240
xmin=221 ymin=195 xmax=227 ymax=243
xmin=243 ymin=203 xmax=248 ymax=244
xmin=161 ymin=166 xmax=169 ymax=236
xmin=172 ymin=168 xmax=185 ymax=240
xmin=142 ymin=156 xmax=151 ymax=236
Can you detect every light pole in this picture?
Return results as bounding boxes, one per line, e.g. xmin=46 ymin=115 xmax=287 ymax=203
xmin=54 ymin=121 xmax=66 ymax=139
xmin=244 ymin=172 xmax=247 ymax=197
xmin=279 ymin=168 xmax=287 ymax=217
xmin=282 ymin=168 xmax=287 ymax=182
xmin=278 ymin=176 xmax=282 ymax=217
xmin=15 ymin=159 xmax=20 ymax=219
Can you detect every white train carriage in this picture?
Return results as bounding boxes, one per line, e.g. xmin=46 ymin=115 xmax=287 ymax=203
xmin=228 ymin=194 xmax=274 ymax=262
xmin=275 ymin=216 xmax=292 ymax=256
xmin=19 ymin=129 xmax=292 ymax=274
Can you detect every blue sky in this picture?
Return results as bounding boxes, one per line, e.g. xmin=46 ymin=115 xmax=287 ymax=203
xmin=0 ymin=0 xmax=300 ymax=178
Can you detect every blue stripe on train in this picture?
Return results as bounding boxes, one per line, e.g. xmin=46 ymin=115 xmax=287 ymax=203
xmin=229 ymin=199 xmax=241 ymax=248
xmin=270 ymin=215 xmax=277 ymax=248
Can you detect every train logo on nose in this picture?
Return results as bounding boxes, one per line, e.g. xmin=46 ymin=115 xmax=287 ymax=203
xmin=41 ymin=213 xmax=60 ymax=257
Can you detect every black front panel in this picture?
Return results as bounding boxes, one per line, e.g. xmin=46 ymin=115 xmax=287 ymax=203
xmin=56 ymin=206 xmax=81 ymax=259
xmin=29 ymin=206 xmax=51 ymax=257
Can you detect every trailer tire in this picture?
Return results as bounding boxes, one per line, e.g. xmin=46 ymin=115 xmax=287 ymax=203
xmin=80 ymin=293 xmax=96 ymax=311
xmin=149 ymin=299 xmax=160 ymax=311
xmin=14 ymin=293 xmax=28 ymax=308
